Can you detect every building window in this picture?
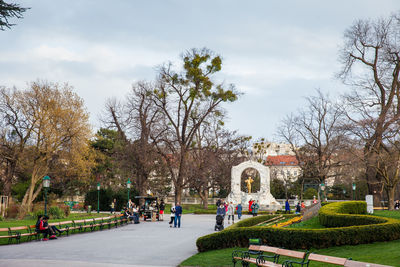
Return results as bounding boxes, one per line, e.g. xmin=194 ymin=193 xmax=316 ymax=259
xmin=280 ymin=162 xmax=285 ymax=165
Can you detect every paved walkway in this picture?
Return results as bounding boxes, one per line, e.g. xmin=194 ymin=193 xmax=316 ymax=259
xmin=0 ymin=214 xmax=238 ymax=267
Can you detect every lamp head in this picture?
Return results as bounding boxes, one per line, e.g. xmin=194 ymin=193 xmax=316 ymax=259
xmin=43 ymin=176 xmax=50 ymax=188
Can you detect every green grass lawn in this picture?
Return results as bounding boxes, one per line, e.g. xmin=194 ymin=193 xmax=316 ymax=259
xmin=286 ymin=216 xmax=325 ymax=229
xmin=180 ymin=239 xmax=400 ymax=266
xmin=373 ymin=210 xmax=400 ymax=220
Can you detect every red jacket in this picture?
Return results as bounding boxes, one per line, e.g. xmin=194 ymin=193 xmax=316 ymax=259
xmin=249 ymin=200 xmax=253 ymax=212
xmin=39 ymin=220 xmax=47 ymax=230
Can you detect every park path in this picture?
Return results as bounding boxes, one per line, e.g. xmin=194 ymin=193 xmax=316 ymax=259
xmin=0 ymin=214 xmax=231 ymax=267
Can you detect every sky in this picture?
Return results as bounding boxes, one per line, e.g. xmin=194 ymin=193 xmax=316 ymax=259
xmin=0 ymin=0 xmax=398 ymax=141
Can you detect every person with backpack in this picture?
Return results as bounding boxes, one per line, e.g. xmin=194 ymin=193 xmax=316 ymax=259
xmin=169 ymin=204 xmax=176 ymax=227
xmin=236 ymin=203 xmax=243 ymax=220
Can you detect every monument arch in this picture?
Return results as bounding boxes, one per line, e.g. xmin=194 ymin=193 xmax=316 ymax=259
xmin=227 ymin=160 xmax=279 ymax=210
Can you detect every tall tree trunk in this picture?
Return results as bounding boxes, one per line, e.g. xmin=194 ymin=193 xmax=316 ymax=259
xmin=388 ymin=186 xmax=395 ymax=210
xmin=202 ymin=188 xmax=208 ymax=209
xmin=175 ymin=185 xmax=182 ymax=205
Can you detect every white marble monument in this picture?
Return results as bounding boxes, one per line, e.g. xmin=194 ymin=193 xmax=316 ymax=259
xmin=226 ymin=160 xmax=280 ymax=211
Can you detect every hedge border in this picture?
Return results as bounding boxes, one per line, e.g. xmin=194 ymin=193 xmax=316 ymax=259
xmin=196 ymin=202 xmax=400 ymax=252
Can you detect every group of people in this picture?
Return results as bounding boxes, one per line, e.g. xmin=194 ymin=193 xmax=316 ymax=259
xmin=216 ymin=199 xmax=244 ymax=223
xmin=168 ymin=202 xmax=182 ymax=228
xmin=248 ymin=199 xmax=260 ymax=216
xmin=35 ymin=214 xmax=63 ymax=241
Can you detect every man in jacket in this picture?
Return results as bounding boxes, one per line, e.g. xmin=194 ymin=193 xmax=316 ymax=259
xmin=174 ymin=202 xmax=183 ymax=228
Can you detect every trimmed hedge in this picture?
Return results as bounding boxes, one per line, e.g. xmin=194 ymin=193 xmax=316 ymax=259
xmin=196 ymin=201 xmax=400 ymax=252
xmin=319 ymin=201 xmax=385 ymax=227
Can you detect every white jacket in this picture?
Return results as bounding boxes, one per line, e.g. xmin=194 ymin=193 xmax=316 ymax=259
xmin=227 ymin=204 xmax=235 ymax=215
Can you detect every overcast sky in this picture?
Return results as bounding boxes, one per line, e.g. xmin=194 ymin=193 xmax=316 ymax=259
xmin=0 ymin=1 xmax=398 ymax=141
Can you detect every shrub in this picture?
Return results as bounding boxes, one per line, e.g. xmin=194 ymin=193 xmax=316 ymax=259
xmin=60 ymin=205 xmax=70 ymax=217
xmin=318 ymin=201 xmax=382 ymax=227
xmin=48 ymin=206 xmax=65 ymax=219
xmin=196 ymin=201 xmax=400 ymax=252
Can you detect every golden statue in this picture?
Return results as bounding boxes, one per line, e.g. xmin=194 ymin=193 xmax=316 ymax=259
xmin=245 ymin=176 xmax=254 ymax=193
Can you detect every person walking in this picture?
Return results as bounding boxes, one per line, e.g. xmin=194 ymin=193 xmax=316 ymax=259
xmin=285 ymin=199 xmax=291 ymax=214
xmin=236 ymin=203 xmax=243 ymax=220
xmin=110 ymin=199 xmax=116 ymax=214
xmin=227 ymin=202 xmax=235 ymax=224
xmin=248 ymin=199 xmax=253 ymax=214
xmin=174 ymin=202 xmax=182 ymax=228
xmin=169 ymin=204 xmax=176 ymax=227
xmin=159 ymin=200 xmax=165 ymax=221
xmin=295 ymin=202 xmax=301 ymax=214
xmin=301 ymin=201 xmax=305 ymax=209
xmin=251 ymin=200 xmax=259 ymax=216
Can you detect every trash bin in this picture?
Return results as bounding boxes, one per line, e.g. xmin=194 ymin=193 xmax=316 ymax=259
xmin=87 ymin=205 xmax=91 ymax=213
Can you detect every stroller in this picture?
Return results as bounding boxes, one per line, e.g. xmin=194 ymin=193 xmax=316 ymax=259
xmin=215 ymin=215 xmax=224 ymax=231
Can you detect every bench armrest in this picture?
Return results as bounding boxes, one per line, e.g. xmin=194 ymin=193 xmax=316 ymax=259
xmin=232 ymin=250 xmax=244 ymax=259
xmin=257 ymin=254 xmax=279 ymax=264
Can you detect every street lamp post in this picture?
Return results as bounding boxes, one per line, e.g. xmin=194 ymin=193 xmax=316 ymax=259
xmin=343 ymin=188 xmax=346 ymax=200
xmin=127 ymin=178 xmax=131 ymax=207
xmin=97 ymin=182 xmax=100 ymax=213
xmin=42 ymin=176 xmax=51 ymax=216
xmin=320 ymin=182 xmax=325 ymax=201
xmin=352 ymin=182 xmax=356 ymax=200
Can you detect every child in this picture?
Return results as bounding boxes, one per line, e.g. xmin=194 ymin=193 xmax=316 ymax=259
xmin=169 ymin=205 xmax=176 ymax=227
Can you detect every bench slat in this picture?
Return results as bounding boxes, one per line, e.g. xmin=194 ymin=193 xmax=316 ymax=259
xmin=276 ymin=248 xmax=305 ymax=259
xmin=259 ymin=245 xmax=279 ymax=254
xmin=308 ymin=253 xmax=347 ymax=265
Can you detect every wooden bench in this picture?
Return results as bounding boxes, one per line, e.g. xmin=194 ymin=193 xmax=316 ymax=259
xmin=344 ymin=260 xmax=392 ymax=267
xmin=306 ymin=253 xmax=348 ymax=266
xmin=258 ymin=248 xmax=308 ymax=267
xmin=0 ymin=214 xmax=130 ymax=245
xmin=232 ymin=239 xmax=263 ymax=267
xmin=306 ymin=253 xmax=392 ymax=267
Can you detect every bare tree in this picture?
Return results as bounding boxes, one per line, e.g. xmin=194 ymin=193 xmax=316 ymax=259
xmin=338 ymin=12 xmax=400 ymax=208
xmin=277 ymin=90 xmax=347 ymax=200
xmin=100 ymin=82 xmax=163 ymax=203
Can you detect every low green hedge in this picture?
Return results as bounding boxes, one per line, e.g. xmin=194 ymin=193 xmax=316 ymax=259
xmin=196 ymin=202 xmax=400 ymax=252
xmin=319 ymin=201 xmax=385 ymax=227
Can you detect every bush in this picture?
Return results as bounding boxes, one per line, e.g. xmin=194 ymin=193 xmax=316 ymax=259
xmin=318 ymin=201 xmax=381 ymax=227
xmin=48 ymin=206 xmax=65 ymax=219
xmin=196 ymin=201 xmax=400 ymax=252
xmin=85 ymin=187 xmax=139 ymax=212
xmin=60 ymin=205 xmax=70 ymax=217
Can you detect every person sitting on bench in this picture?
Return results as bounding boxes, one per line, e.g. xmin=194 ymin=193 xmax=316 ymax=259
xmin=36 ymin=215 xmax=55 ymax=241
